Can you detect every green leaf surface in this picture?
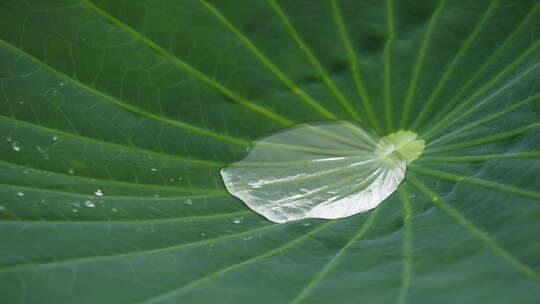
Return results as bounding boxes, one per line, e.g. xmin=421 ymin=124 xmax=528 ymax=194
xmin=1 ymin=0 xmax=539 ymax=303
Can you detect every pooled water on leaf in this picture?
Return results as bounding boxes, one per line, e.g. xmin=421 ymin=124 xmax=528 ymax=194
xmin=221 ymin=121 xmax=424 ymax=223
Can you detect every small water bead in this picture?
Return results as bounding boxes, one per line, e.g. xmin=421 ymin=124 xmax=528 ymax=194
xmin=17 ymin=192 xmax=24 ymax=197
xmin=72 ymin=209 xmax=79 ymax=213
xmin=112 ymin=208 xmax=118 ymax=212
xmin=300 ymin=222 xmax=311 ymax=227
xmin=5 ymin=137 xmax=12 ymax=142
xmin=52 ymin=135 xmax=59 ymax=141
xmin=36 ymin=146 xmax=50 ymax=160
xmin=11 ymin=141 xmax=21 ymax=152
xmin=0 ymin=206 xmax=6 ymax=211
xmin=68 ymin=168 xmax=76 ymax=175
xmin=84 ymin=200 xmax=95 ymax=207
xmin=185 ymin=199 xmax=193 ymax=206
xmin=150 ymin=168 xmax=157 ymax=172
xmin=94 ymin=189 xmax=104 ymax=196
xmin=232 ymin=217 xmax=243 ymax=224
xmin=200 ymin=232 xmax=206 ymax=238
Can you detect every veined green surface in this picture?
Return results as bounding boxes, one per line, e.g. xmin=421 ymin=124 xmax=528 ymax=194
xmin=1 ymin=0 xmax=540 ymax=303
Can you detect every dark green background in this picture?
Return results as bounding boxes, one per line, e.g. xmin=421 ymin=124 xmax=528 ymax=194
xmin=1 ymin=0 xmax=539 ymax=303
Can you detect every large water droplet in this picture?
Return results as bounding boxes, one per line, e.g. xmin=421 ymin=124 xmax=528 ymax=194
xmin=221 ymin=122 xmax=424 ymax=223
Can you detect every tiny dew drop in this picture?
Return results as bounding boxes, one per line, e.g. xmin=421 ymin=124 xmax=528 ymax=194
xmin=68 ymin=168 xmax=76 ymax=175
xmin=11 ymin=140 xmax=22 ymax=152
xmin=185 ymin=199 xmax=193 ymax=206
xmin=232 ymin=217 xmax=243 ymax=224
xmin=17 ymin=191 xmax=24 ymax=197
xmin=0 ymin=206 xmax=6 ymax=211
xmin=84 ymin=200 xmax=95 ymax=207
xmin=36 ymin=146 xmax=50 ymax=160
xmin=94 ymin=189 xmax=104 ymax=196
xmin=221 ymin=122 xmax=425 ymax=223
